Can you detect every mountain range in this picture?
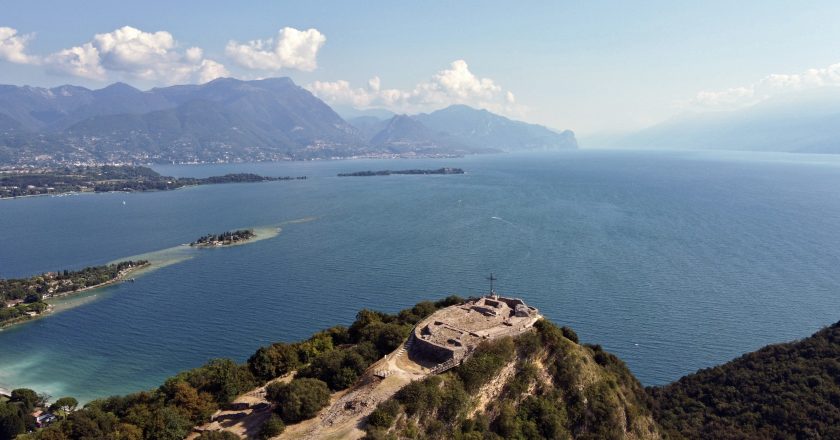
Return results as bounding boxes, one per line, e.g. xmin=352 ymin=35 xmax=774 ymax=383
xmin=602 ymin=88 xmax=840 ymax=153
xmin=0 ymin=78 xmax=577 ymax=165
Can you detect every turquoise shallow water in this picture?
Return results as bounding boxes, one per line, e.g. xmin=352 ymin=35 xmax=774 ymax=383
xmin=2 ymin=150 xmax=840 ymax=402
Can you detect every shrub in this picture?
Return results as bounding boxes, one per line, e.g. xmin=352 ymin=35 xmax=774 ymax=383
xmin=196 ymin=431 xmax=239 ymax=440
xmin=248 ymin=343 xmax=301 ymax=381
xmin=259 ymin=414 xmax=285 ymax=439
xmin=438 ymin=380 xmax=469 ymax=422
xmin=456 ymin=337 xmax=515 ymax=392
xmin=561 ymin=326 xmax=579 ymax=344
xmin=367 ymin=399 xmax=401 ymax=428
xmin=298 ymin=342 xmax=379 ymax=391
xmin=175 ymin=358 xmax=257 ymax=404
xmin=434 ymin=295 xmax=464 ymax=309
xmin=356 ymin=322 xmax=411 ymax=356
xmin=266 ymin=378 xmax=331 ymax=423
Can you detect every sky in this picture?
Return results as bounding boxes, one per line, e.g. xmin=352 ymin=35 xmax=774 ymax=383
xmin=2 ymin=0 xmax=840 ymax=136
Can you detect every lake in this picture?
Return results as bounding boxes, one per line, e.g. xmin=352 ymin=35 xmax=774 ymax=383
xmin=2 ymin=149 xmax=840 ymax=402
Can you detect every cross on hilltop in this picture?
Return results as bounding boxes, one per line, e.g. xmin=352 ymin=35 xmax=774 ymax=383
xmin=486 ymin=273 xmax=498 ymax=298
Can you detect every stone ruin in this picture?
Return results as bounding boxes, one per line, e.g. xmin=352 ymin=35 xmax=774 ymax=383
xmin=409 ymin=294 xmax=541 ymax=370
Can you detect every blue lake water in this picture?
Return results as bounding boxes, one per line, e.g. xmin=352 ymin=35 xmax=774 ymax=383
xmin=2 ymin=150 xmax=840 ymax=402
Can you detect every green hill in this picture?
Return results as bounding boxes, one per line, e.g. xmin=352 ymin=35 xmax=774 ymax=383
xmin=363 ymin=319 xmax=659 ymax=440
xmin=648 ymin=322 xmax=840 ymax=439
xmin=3 ymin=299 xmax=839 ymax=440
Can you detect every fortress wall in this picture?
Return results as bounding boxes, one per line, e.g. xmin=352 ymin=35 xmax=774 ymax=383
xmin=409 ymin=332 xmax=458 ymax=363
xmin=497 ymin=297 xmax=525 ymax=309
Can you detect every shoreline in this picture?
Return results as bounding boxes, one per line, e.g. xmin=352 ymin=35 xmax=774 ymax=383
xmin=0 ymin=182 xmax=209 ymax=202
xmin=0 ymin=218 xmax=315 ymax=332
xmin=0 ymin=263 xmax=149 ymax=329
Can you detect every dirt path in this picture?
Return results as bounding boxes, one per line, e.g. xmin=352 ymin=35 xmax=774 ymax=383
xmin=280 ymin=341 xmax=430 ymax=440
xmin=187 ymin=374 xmax=294 ymax=439
xmin=188 ymin=341 xmax=431 ymax=440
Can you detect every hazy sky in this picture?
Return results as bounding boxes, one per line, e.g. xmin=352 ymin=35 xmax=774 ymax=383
xmin=2 ymin=0 xmax=840 ymax=135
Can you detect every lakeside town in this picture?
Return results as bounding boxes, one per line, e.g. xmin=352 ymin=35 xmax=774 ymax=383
xmin=0 ymin=166 xmax=304 ymax=199
xmin=0 ymin=261 xmax=148 ymax=327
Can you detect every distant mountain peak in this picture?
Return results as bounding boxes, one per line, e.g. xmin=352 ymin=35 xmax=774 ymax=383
xmin=98 ymin=82 xmax=141 ymax=93
xmin=0 ymin=77 xmax=577 ymax=164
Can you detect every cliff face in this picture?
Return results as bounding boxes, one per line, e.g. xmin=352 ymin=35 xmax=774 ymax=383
xmin=363 ymin=319 xmax=661 ymax=440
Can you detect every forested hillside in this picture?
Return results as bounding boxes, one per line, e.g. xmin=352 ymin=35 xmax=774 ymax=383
xmin=648 ymin=322 xmax=840 ymax=439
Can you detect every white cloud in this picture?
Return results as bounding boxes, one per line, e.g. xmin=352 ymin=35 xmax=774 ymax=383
xmin=225 ymin=27 xmax=325 ymax=71
xmin=0 ymin=27 xmax=37 ymax=64
xmin=45 ymin=43 xmax=105 ymax=80
xmin=197 ymin=59 xmax=230 ymax=83
xmin=692 ymin=62 xmax=840 ymax=109
xmin=2 ymin=25 xmax=228 ymax=84
xmin=309 ymin=59 xmax=523 ymax=116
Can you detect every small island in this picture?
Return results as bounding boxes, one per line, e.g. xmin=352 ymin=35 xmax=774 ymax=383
xmin=337 ymin=167 xmax=464 ymax=177
xmin=190 ymin=229 xmax=257 ymax=247
xmin=0 ymin=260 xmax=149 ymax=327
xmin=0 ymin=165 xmax=306 ymax=199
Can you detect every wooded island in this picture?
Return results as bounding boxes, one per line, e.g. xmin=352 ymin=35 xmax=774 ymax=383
xmin=337 ymin=167 xmax=464 ymax=177
xmin=190 ymin=230 xmax=257 ymax=247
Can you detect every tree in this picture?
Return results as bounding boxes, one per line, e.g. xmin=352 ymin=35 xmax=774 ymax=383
xmin=114 ymin=423 xmax=143 ymax=440
xmin=259 ymin=414 xmax=285 ymax=439
xmin=161 ymin=380 xmax=217 ymax=423
xmin=0 ymin=402 xmax=26 ymax=440
xmin=10 ymin=388 xmax=38 ymax=412
xmin=356 ymin=322 xmax=409 ymax=356
xmin=176 ymin=358 xmax=256 ymax=403
xmin=266 ymin=378 xmax=330 ymax=423
xmin=299 ymin=348 xmax=370 ymax=390
xmin=50 ymin=397 xmax=79 ymax=418
xmin=248 ymin=343 xmax=301 ymax=381
xmin=349 ymin=309 xmax=385 ymax=342
xmin=63 ymin=407 xmax=119 ymax=439
xmin=144 ymin=406 xmax=192 ymax=440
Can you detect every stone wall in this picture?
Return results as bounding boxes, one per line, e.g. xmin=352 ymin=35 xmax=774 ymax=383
xmin=408 ymin=332 xmax=459 ymax=363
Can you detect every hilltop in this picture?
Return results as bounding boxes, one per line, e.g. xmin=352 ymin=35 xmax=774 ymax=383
xmin=3 ymin=297 xmax=837 ymax=440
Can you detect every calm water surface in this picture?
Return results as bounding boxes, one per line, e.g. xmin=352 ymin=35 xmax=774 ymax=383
xmin=2 ymin=150 xmax=840 ymax=401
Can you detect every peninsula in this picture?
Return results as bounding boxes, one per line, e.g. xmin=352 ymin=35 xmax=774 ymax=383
xmin=2 ymin=294 xmax=839 ymax=439
xmin=0 ymin=165 xmax=306 ymax=199
xmin=337 ymin=167 xmax=464 ymax=177
xmin=0 ymin=260 xmax=148 ymax=327
xmin=190 ymin=229 xmax=257 ymax=247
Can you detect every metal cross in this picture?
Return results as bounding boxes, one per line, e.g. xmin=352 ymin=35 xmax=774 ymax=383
xmin=486 ymin=273 xmax=497 ymax=294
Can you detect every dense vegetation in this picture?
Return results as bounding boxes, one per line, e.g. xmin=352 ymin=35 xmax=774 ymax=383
xmin=0 ymin=260 xmax=147 ymax=326
xmin=648 ymin=321 xmax=840 ymax=439
xmin=0 ymin=166 xmax=303 ymax=198
xmin=190 ymin=230 xmax=256 ymax=247
xmin=363 ymin=319 xmax=660 ymax=440
xmin=337 ymin=168 xmax=464 ymax=177
xmin=6 ymin=299 xmax=839 ymax=440
xmin=5 ymin=297 xmax=462 ymax=440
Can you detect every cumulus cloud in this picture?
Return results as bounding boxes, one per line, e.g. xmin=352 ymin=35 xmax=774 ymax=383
xmin=225 ymin=27 xmax=325 ymax=71
xmin=0 ymin=27 xmax=37 ymax=64
xmin=45 ymin=43 xmax=105 ymax=80
xmin=196 ymin=59 xmax=230 ymax=83
xmin=692 ymin=62 xmax=840 ymax=109
xmin=309 ymin=59 xmax=522 ymax=115
xmin=1 ymin=25 xmax=228 ymax=84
